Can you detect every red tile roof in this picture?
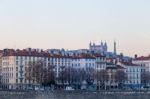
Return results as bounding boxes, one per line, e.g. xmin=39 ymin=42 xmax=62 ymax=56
xmin=134 ymin=55 xmax=150 ymax=61
xmin=2 ymin=49 xmax=51 ymax=57
xmin=51 ymin=54 xmax=72 ymax=58
xmin=121 ymin=62 xmax=139 ymax=66
xmin=2 ymin=49 xmax=95 ymax=59
xmin=72 ymin=53 xmax=96 ymax=59
xmin=92 ymin=53 xmax=105 ymax=57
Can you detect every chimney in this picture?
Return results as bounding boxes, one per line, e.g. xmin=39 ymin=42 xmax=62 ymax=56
xmin=135 ymin=54 xmax=138 ymax=59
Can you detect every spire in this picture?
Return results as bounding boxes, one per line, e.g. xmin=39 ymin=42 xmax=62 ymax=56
xmin=101 ymin=41 xmax=103 ymax=46
xmin=89 ymin=41 xmax=92 ymax=50
xmin=103 ymin=41 xmax=107 ymax=52
xmin=89 ymin=41 xmax=92 ymax=46
xmin=114 ymin=40 xmax=116 ymax=55
xmin=104 ymin=41 xmax=107 ymax=46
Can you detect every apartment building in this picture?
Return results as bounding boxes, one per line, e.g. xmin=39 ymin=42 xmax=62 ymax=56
xmin=0 ymin=49 xmax=102 ymax=89
xmin=72 ymin=53 xmax=96 ymax=69
xmin=94 ymin=54 xmax=107 ymax=70
xmin=0 ymin=48 xmax=49 ymax=89
xmin=122 ymin=62 xmax=142 ymax=88
xmin=133 ymin=55 xmax=150 ymax=72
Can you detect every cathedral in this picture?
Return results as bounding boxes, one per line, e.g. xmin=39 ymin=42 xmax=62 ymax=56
xmin=89 ymin=41 xmax=108 ymax=53
xmin=89 ymin=41 xmax=117 ymax=55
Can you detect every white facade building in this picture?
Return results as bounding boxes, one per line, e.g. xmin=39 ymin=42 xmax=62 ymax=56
xmin=72 ymin=54 xmax=96 ymax=69
xmin=133 ymin=55 xmax=150 ymax=72
xmin=94 ymin=54 xmax=107 ymax=70
xmin=50 ymin=54 xmax=72 ymax=77
xmin=0 ymin=49 xmax=99 ymax=89
xmin=122 ymin=62 xmax=142 ymax=88
xmin=0 ymin=49 xmax=47 ymax=89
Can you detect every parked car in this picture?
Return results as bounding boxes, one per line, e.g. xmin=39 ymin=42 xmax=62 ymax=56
xmin=27 ymin=87 xmax=34 ymax=91
xmin=65 ymin=86 xmax=75 ymax=91
xmin=39 ymin=87 xmax=45 ymax=91
xmin=35 ymin=87 xmax=39 ymax=91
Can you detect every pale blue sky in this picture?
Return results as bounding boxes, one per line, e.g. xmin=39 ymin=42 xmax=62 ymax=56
xmin=0 ymin=0 xmax=150 ymax=56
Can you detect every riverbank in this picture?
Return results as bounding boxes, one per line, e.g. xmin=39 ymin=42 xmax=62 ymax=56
xmin=0 ymin=91 xmax=150 ymax=99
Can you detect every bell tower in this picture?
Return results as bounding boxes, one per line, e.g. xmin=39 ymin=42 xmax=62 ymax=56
xmin=114 ymin=40 xmax=116 ymax=55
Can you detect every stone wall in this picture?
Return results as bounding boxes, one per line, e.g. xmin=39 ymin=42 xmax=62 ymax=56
xmin=0 ymin=91 xmax=149 ymax=99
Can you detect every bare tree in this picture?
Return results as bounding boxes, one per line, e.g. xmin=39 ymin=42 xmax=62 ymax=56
xmin=45 ymin=65 xmax=55 ymax=86
xmin=115 ymin=70 xmax=127 ymax=89
xmin=85 ymin=67 xmax=95 ymax=84
xmin=0 ymin=75 xmax=2 ymax=89
xmin=57 ymin=66 xmax=70 ymax=87
xmin=58 ymin=67 xmax=93 ymax=89
xmin=58 ymin=66 xmax=81 ymax=87
xmin=25 ymin=60 xmax=55 ymax=87
xmin=78 ymin=68 xmax=86 ymax=84
xmin=94 ymin=69 xmax=109 ymax=90
xmin=25 ymin=61 xmax=35 ymax=85
xmin=71 ymin=68 xmax=86 ymax=88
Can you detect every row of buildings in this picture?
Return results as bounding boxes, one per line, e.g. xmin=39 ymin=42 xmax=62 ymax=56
xmin=0 ymin=41 xmax=150 ymax=90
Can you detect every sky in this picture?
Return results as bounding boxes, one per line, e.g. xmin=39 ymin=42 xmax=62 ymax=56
xmin=0 ymin=0 xmax=150 ymax=57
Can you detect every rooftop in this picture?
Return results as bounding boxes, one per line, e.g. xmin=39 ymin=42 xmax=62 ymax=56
xmin=134 ymin=55 xmax=150 ymax=61
xmin=1 ymin=49 xmax=102 ymax=59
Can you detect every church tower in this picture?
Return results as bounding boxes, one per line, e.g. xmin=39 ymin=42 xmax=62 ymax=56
xmin=114 ymin=41 xmax=117 ymax=55
xmin=104 ymin=42 xmax=108 ymax=52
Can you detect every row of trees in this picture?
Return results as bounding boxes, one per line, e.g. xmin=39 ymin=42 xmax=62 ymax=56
xmin=24 ymin=60 xmax=129 ymax=90
xmin=58 ymin=66 xmax=94 ymax=89
xmin=25 ymin=60 xmax=55 ymax=86
xmin=95 ymin=69 xmax=127 ymax=89
xmin=25 ymin=60 xmax=95 ymax=88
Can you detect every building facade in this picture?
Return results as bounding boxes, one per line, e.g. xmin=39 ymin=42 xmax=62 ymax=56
xmin=0 ymin=49 xmax=99 ymax=89
xmin=121 ymin=62 xmax=142 ymax=88
xmin=133 ymin=55 xmax=150 ymax=72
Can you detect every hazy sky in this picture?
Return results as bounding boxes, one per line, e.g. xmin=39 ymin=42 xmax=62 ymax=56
xmin=0 ymin=0 xmax=150 ymax=56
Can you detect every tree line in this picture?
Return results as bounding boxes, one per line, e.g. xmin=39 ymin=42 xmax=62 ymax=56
xmin=23 ymin=60 xmax=134 ymax=90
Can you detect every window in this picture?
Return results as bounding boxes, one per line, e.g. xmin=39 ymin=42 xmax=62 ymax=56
xmin=78 ymin=63 xmax=80 ymax=67
xmin=86 ymin=63 xmax=88 ymax=67
xmin=136 ymin=68 xmax=139 ymax=72
xmin=20 ymin=56 xmax=23 ymax=60
xmin=29 ymin=57 xmax=31 ymax=60
xmin=133 ymin=68 xmax=135 ymax=72
xmin=20 ymin=79 xmax=23 ymax=83
xmin=16 ymin=79 xmax=18 ymax=83
xmin=16 ymin=56 xmax=19 ymax=60
xmin=25 ymin=57 xmax=27 ymax=60
xmin=16 ymin=73 xmax=18 ymax=77
xmin=16 ymin=61 xmax=19 ymax=65
xmin=93 ymin=63 xmax=94 ymax=66
xmin=137 ymin=74 xmax=139 ymax=79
